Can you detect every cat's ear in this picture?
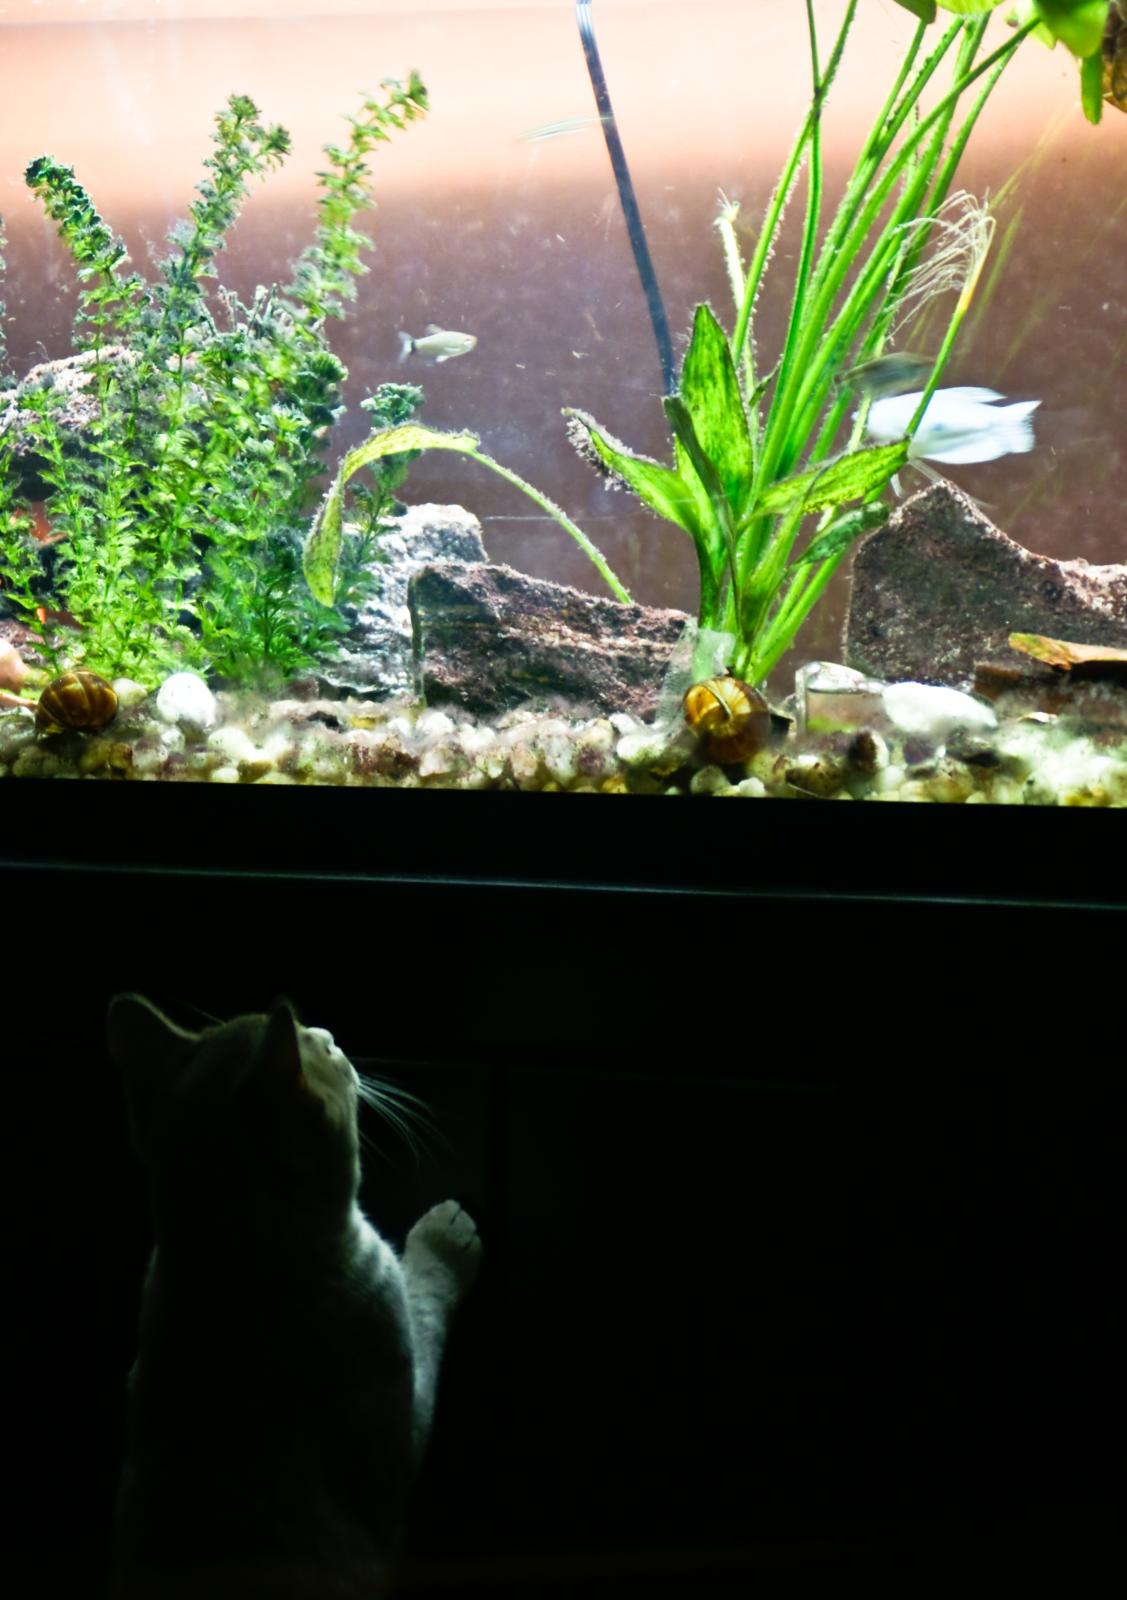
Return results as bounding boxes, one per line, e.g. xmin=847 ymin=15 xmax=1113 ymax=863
xmin=252 ymin=999 xmax=305 ymax=1092
xmin=108 ymin=993 xmax=197 ymax=1157
xmin=248 ymin=1000 xmax=323 ymax=1174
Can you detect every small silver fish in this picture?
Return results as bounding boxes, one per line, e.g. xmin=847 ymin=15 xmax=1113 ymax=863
xmin=839 ymin=352 xmax=934 ymax=400
xmin=398 ymin=325 xmax=477 ymax=364
xmin=864 ymin=387 xmax=1041 ymax=465
xmin=521 ymin=115 xmax=608 ymax=143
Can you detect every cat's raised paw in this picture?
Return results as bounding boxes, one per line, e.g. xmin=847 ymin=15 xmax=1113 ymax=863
xmin=405 ymin=1200 xmax=482 ymax=1299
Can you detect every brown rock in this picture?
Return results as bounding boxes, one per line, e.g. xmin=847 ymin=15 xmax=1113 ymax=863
xmin=845 ymin=483 xmax=1127 ymax=687
xmin=409 ymin=561 xmax=690 ymax=718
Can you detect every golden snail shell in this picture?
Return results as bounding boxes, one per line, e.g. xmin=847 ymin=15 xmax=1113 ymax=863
xmin=36 ymin=670 xmax=118 ymax=735
xmin=683 ymin=675 xmax=770 ymax=763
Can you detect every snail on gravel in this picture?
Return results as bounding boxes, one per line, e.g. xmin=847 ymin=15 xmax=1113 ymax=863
xmin=36 ymin=670 xmax=118 ymax=735
xmin=683 ymin=675 xmax=770 ymax=764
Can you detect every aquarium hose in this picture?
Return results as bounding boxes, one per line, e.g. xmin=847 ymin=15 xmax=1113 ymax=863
xmin=575 ymin=0 xmax=676 ymax=395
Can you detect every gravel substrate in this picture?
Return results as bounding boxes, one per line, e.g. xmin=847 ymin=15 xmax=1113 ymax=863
xmin=2 ymin=669 xmax=1125 ymax=805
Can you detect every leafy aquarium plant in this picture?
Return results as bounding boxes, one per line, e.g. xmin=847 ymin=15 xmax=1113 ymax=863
xmin=307 ymin=0 xmax=1115 ymax=691
xmin=0 ymin=77 xmax=429 ymax=687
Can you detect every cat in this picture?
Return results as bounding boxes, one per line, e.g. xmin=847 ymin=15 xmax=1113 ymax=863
xmin=108 ymin=993 xmax=481 ymax=1600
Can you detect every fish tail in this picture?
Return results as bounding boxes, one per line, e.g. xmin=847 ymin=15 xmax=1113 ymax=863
xmin=1000 ymin=399 xmax=1041 ymax=455
xmin=397 ymin=331 xmax=414 ymax=363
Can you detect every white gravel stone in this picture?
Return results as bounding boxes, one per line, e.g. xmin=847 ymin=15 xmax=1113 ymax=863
xmin=875 ymin=764 xmax=906 ymax=793
xmin=209 ymin=765 xmax=241 ymax=783
xmin=131 ymin=744 xmax=166 ymax=776
xmin=541 ymin=735 xmax=579 ymax=786
xmin=508 ymin=741 xmax=542 ymax=787
xmin=881 ymin=681 xmax=997 ymax=742
xmin=259 ymin=730 xmax=295 ymax=763
xmin=418 ymin=742 xmax=458 ymax=779
xmin=110 ymin=677 xmax=149 ymax=709
xmin=414 ymin=709 xmax=456 ymax=740
xmin=616 ymin=729 xmax=670 ymax=768
xmin=454 ymin=724 xmax=495 ymax=756
xmin=156 ymin=672 xmax=217 ymax=733
xmin=207 ymin=725 xmax=258 ymax=765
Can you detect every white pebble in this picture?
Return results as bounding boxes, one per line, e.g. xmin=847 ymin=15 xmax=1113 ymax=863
xmin=156 ymin=672 xmax=217 ymax=732
xmin=881 ymin=681 xmax=996 ymax=741
xmin=259 ymin=730 xmax=295 ymax=763
xmin=508 ymin=741 xmax=542 ymax=787
xmin=209 ymin=765 xmax=240 ymax=784
xmin=454 ymin=724 xmax=495 ymax=756
xmin=110 ymin=677 xmax=149 ymax=709
xmin=207 ymin=725 xmax=258 ymax=765
xmin=414 ymin=709 xmax=455 ymax=740
xmin=616 ymin=729 xmax=668 ymax=768
xmin=542 ymin=735 xmax=578 ymax=786
xmin=418 ymin=742 xmax=457 ymax=778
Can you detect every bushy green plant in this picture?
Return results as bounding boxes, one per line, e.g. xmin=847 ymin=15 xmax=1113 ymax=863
xmin=0 ymin=77 xmax=427 ymax=686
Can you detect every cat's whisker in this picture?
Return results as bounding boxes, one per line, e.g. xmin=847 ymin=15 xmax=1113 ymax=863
xmin=175 ymin=1001 xmax=225 ymax=1027
xmin=355 ymin=1071 xmax=446 ymax=1163
xmin=358 ymin=1125 xmax=400 ymax=1167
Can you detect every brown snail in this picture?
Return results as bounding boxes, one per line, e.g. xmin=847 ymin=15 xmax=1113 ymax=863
xmin=36 ymin=670 xmax=118 ymax=735
xmin=683 ymin=674 xmax=770 ymax=763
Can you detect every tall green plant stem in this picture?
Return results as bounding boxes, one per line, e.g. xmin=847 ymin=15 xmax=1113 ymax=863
xmin=465 ymin=448 xmax=632 ymax=603
xmin=772 ymin=17 xmax=1034 ymax=470
xmin=729 ymin=0 xmax=858 ymax=382
xmin=796 ymin=33 xmax=1010 ymax=476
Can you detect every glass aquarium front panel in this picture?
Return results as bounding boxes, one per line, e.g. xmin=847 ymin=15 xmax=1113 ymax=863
xmin=1 ymin=0 xmax=1125 ymax=805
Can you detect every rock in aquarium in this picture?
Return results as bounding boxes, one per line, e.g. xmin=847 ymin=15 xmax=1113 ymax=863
xmin=881 ymin=682 xmax=998 ymax=744
xmin=155 ymin=673 xmax=218 ymax=734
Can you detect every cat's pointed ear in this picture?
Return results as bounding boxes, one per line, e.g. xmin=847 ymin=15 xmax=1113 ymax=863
xmin=253 ymin=999 xmax=305 ymax=1094
xmin=249 ymin=1000 xmax=323 ymax=1174
xmin=108 ymin=993 xmax=197 ymax=1157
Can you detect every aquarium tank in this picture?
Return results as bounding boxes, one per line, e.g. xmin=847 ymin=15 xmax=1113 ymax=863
xmin=1 ymin=0 xmax=1125 ymax=806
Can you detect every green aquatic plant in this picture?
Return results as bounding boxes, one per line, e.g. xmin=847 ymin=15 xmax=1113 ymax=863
xmin=304 ymin=419 xmax=632 ymax=608
xmin=0 ymin=77 xmax=428 ymax=685
xmin=308 ymin=3 xmax=1107 ymax=691
xmin=565 ymin=0 xmax=1111 ymax=686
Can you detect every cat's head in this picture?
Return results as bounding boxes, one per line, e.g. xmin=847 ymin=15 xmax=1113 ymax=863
xmin=108 ymin=994 xmax=362 ymax=1241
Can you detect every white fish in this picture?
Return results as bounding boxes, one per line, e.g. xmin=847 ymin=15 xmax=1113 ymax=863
xmin=864 ymin=386 xmax=1041 ymax=465
xmin=398 ymin=325 xmax=477 ymax=364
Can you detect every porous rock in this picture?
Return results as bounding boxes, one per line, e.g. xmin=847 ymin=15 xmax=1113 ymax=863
xmin=845 ymin=482 xmax=1127 ymax=687
xmin=409 ymin=561 xmax=691 ymax=718
xmin=0 ymin=348 xmax=137 ymax=496
xmin=318 ymin=504 xmax=487 ymax=698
